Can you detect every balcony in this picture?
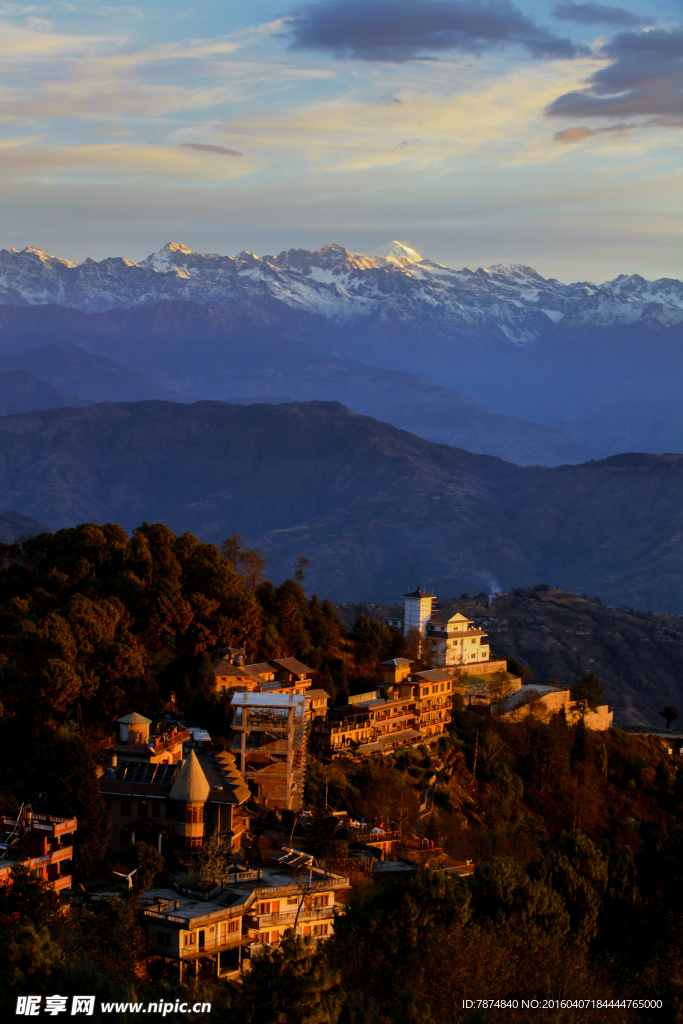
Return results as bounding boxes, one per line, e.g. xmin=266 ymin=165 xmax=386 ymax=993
xmin=180 ymin=933 xmax=248 ymax=958
xmin=355 ymin=830 xmax=401 ymax=843
xmin=1 ymin=815 xmax=77 ymax=838
xmin=24 ymin=846 xmax=74 ymax=871
xmin=247 ymin=906 xmax=334 ymax=927
xmin=152 ymin=730 xmax=191 ymax=756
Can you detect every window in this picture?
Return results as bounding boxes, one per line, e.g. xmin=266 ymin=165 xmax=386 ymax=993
xmin=219 ymin=921 xmax=239 ymax=940
xmin=185 ymin=836 xmax=202 ymax=849
xmin=139 ymin=800 xmax=148 ymax=817
xmin=311 ymin=894 xmax=329 ymax=908
xmin=287 ymin=897 xmax=298 ymax=906
xmin=258 ymin=902 xmax=271 ymax=915
xmin=184 ymin=932 xmax=196 ymax=946
xmin=157 ymin=932 xmax=172 ymax=946
xmin=440 ymin=684 xmax=445 ymax=692
xmin=151 ymin=802 xmax=160 ymax=819
xmin=312 ymin=924 xmax=328 ymax=937
xmin=175 ymin=805 xmax=204 ymax=824
xmin=120 ymin=799 xmax=131 ymax=817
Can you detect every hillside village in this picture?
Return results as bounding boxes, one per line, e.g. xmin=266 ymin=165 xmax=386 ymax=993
xmin=3 ymin=586 xmax=616 ymax=979
xmin=0 ymin=526 xmax=680 ymax=1022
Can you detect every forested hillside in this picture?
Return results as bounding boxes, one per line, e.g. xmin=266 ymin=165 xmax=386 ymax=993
xmin=0 ymin=401 xmax=681 ymax=611
xmin=1 ymin=521 xmax=683 ymax=1020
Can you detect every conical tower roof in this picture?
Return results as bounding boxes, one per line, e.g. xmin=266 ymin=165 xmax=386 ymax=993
xmin=169 ymin=750 xmax=210 ymax=803
xmin=117 ymin=711 xmax=152 ymax=725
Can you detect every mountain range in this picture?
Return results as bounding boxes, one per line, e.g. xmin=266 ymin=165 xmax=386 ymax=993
xmin=0 ymin=400 xmax=680 ymax=613
xmin=2 ymin=241 xmax=681 ymax=337
xmin=0 ymin=241 xmax=680 ymax=456
xmin=0 ymin=305 xmax=598 ymax=465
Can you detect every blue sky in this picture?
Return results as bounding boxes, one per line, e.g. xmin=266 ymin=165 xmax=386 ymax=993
xmin=0 ymin=0 xmax=680 ymax=281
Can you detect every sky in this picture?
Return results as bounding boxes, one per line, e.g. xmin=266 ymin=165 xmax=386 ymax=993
xmin=0 ymin=0 xmax=680 ymax=282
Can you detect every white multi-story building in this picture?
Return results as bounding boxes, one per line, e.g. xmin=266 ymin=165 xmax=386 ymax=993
xmin=386 ymin=588 xmax=491 ymax=668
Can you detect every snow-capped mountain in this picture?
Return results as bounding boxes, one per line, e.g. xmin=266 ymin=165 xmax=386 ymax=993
xmin=0 ymin=241 xmax=681 ymax=345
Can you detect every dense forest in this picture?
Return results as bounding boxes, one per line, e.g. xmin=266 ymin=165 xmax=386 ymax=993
xmin=0 ymin=522 xmax=397 ymax=868
xmin=1 ymin=522 xmax=683 ymax=1021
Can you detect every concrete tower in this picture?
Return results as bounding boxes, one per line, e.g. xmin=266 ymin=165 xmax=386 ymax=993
xmin=403 ymin=587 xmax=435 ymax=637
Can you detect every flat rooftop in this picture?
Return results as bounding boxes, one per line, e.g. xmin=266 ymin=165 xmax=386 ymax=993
xmin=231 ymin=692 xmax=307 ymax=708
xmin=141 ymin=886 xmax=255 ymax=928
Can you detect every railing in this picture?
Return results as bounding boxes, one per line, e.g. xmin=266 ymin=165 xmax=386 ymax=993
xmin=248 ymin=906 xmax=334 ymax=926
xmin=179 ymin=933 xmax=247 ymax=958
xmin=249 ymin=876 xmax=348 ymax=897
xmin=355 ymin=831 xmax=401 ymax=843
xmin=152 ymin=730 xmax=191 ymax=755
xmin=23 ymin=846 xmax=74 ymax=868
xmin=145 ymin=894 xmax=255 ymax=928
xmin=1 ymin=815 xmax=76 ymax=836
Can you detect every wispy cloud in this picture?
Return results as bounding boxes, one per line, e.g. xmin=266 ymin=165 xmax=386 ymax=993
xmin=219 ymin=63 xmax=603 ymax=171
xmin=0 ymin=142 xmax=258 ymax=182
xmin=179 ymin=142 xmax=243 ymax=155
xmin=554 ymin=122 xmax=633 ymax=140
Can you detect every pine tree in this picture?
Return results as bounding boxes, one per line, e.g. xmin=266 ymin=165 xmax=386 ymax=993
xmin=0 ymin=864 xmax=61 ymax=929
xmin=655 ymin=758 xmax=672 ymax=792
xmin=307 ymin=806 xmax=338 ymax=860
xmin=127 ymin=841 xmax=165 ymax=896
xmin=571 ymin=671 xmax=605 ymax=718
xmin=36 ymin=729 xmax=110 ymax=877
xmin=660 ymin=705 xmax=679 ymax=730
xmin=240 ymin=930 xmax=342 ymax=1024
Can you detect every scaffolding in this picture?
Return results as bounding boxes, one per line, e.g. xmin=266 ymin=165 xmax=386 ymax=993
xmin=231 ymin=693 xmax=308 ymax=810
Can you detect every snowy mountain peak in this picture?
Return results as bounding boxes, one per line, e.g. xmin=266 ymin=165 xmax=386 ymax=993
xmin=485 ymin=264 xmax=546 ymax=281
xmin=369 ymin=240 xmax=422 ymax=265
xmin=19 ymin=247 xmax=79 ymax=268
xmin=163 ymin=242 xmax=193 ymax=254
xmin=0 ymin=241 xmax=681 ymax=341
xmin=142 ymin=242 xmax=196 ymax=272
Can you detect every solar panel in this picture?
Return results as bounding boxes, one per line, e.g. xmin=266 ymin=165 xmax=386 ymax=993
xmin=113 ymin=761 xmax=177 ymax=785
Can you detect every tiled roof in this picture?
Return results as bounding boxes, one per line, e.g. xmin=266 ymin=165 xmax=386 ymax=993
xmin=169 ymin=750 xmax=210 ymax=803
xmin=413 ymin=669 xmax=455 ymax=682
xmin=271 ymin=658 xmax=314 ymax=675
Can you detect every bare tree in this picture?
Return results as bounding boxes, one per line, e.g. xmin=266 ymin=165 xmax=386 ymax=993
xmin=221 ymin=531 xmax=245 ymax=571
xmin=221 ymin=531 xmax=269 ymax=592
xmin=294 ymin=555 xmax=309 ymax=584
xmin=240 ymin=547 xmax=269 ymax=592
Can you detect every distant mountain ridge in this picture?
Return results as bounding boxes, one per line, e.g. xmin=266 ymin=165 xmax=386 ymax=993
xmin=1 ymin=241 xmax=681 ymax=458
xmin=0 ymin=242 xmax=680 ymax=345
xmin=0 ymin=370 xmax=91 ymax=416
xmin=0 ymin=308 xmax=599 ymax=466
xmin=0 ymin=342 xmax=185 ymax=404
xmin=0 ymin=399 xmax=679 ymax=613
